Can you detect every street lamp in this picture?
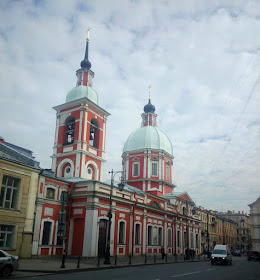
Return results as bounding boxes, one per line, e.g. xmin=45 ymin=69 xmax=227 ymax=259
xmin=206 ymin=211 xmax=210 ymax=258
xmin=104 ymin=169 xmax=125 ymax=264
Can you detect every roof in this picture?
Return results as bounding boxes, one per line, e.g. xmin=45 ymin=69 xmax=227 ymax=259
xmin=123 ymin=126 xmax=173 ymax=155
xmin=0 ymin=141 xmax=40 ymax=169
xmin=66 ymin=85 xmax=99 ymax=104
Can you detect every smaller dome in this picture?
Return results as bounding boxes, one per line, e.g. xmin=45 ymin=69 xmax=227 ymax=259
xmin=144 ymin=99 xmax=155 ymax=113
xmin=66 ymin=85 xmax=99 ymax=105
xmin=80 ymin=58 xmax=91 ymax=69
xmin=123 ymin=126 xmax=173 ymax=155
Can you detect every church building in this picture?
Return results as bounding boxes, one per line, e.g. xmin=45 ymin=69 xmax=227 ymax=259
xmin=31 ymin=34 xmax=201 ymax=258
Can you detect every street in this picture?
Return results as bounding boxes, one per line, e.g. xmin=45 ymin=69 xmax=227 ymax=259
xmin=12 ymin=256 xmax=260 ymax=280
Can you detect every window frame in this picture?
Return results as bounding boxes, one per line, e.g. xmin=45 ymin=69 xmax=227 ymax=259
xmin=0 ymin=224 xmax=15 ymax=249
xmin=134 ymin=223 xmax=141 ymax=245
xmin=46 ymin=187 xmax=55 ymax=200
xmin=147 ymin=225 xmax=153 ymax=245
xmin=151 ymin=162 xmax=158 ymax=177
xmin=118 ymin=221 xmax=126 ymax=245
xmin=0 ymin=175 xmax=20 ymax=210
xmin=167 ymin=228 xmax=172 ymax=247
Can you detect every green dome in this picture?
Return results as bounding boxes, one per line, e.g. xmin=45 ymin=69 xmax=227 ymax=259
xmin=123 ymin=126 xmax=173 ymax=155
xmin=66 ymin=85 xmax=99 ymax=105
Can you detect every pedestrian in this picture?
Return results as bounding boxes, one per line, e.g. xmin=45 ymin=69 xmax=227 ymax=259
xmin=161 ymin=247 xmax=165 ymax=259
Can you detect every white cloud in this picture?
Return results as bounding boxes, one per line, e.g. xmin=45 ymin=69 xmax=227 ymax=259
xmin=0 ymin=0 xmax=259 ymax=214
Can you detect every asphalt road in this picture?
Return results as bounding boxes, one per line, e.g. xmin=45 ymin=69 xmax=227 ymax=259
xmin=12 ymin=256 xmax=260 ymax=280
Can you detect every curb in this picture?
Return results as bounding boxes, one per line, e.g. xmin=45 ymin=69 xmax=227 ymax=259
xmin=17 ymin=259 xmax=209 ymax=275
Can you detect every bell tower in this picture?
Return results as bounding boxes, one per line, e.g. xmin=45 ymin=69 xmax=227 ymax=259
xmin=51 ymin=31 xmax=110 ymax=180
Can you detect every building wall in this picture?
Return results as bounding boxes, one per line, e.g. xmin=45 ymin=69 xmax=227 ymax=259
xmin=0 ymin=158 xmax=40 ymax=258
xmin=249 ymin=197 xmax=260 ymax=251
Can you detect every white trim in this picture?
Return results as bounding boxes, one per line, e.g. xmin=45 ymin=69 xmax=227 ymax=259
xmin=57 ymin=158 xmax=75 ymax=178
xmin=134 ymin=222 xmax=142 ymax=246
xmin=143 ymin=154 xmax=147 ymax=178
xmin=85 ymin=160 xmax=99 ymax=180
xmin=39 ymin=218 xmax=54 ymax=249
xmin=117 ymin=219 xmax=127 ymax=245
xmin=75 ymin=153 xmax=81 ymax=177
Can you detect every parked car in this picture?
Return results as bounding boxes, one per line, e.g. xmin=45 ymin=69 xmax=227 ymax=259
xmin=211 ymin=244 xmax=232 ymax=265
xmin=247 ymin=251 xmax=260 ymax=261
xmin=0 ymin=250 xmax=19 ymax=277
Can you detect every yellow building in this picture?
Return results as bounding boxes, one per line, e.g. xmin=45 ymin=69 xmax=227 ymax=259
xmin=0 ymin=138 xmax=40 ymax=258
xmin=218 ymin=210 xmax=251 ymax=252
xmin=196 ymin=207 xmax=237 ymax=252
xmin=248 ymin=197 xmax=260 ymax=252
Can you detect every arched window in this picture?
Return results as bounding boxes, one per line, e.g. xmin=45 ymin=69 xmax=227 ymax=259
xmin=89 ymin=118 xmax=100 ymax=149
xmin=132 ymin=158 xmax=140 ymax=177
xmin=86 ymin=164 xmax=94 ymax=180
xmin=64 ymin=116 xmax=75 ymax=145
xmin=64 ymin=165 xmax=72 ymax=178
xmin=42 ymin=221 xmax=52 ymax=245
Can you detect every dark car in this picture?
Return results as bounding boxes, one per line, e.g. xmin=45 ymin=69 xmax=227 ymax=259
xmin=0 ymin=250 xmax=19 ymax=277
xmin=247 ymin=251 xmax=260 ymax=261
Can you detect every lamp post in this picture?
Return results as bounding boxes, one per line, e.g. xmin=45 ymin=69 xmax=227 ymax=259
xmin=206 ymin=211 xmax=210 ymax=258
xmin=104 ymin=169 xmax=125 ymax=265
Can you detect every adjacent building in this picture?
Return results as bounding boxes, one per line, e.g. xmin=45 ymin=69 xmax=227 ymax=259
xmin=248 ymin=197 xmax=260 ymax=252
xmin=0 ymin=137 xmax=40 ymax=258
xmin=218 ymin=210 xmax=251 ymax=252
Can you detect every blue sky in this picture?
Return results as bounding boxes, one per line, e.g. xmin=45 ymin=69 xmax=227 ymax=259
xmin=0 ymin=0 xmax=259 ymax=213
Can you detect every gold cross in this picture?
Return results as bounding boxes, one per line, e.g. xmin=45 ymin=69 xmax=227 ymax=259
xmin=86 ymin=28 xmax=91 ymax=42
xmin=148 ymin=85 xmax=152 ymax=100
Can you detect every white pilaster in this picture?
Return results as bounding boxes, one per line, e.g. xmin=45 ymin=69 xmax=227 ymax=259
xmin=32 ymin=204 xmax=43 ymax=255
xmin=82 ymin=209 xmax=98 ymax=256
xmin=142 ymin=213 xmax=147 ymax=254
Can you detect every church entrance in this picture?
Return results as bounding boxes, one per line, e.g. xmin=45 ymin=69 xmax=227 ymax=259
xmin=71 ymin=218 xmax=84 ymax=256
xmin=98 ymin=219 xmax=108 ymax=257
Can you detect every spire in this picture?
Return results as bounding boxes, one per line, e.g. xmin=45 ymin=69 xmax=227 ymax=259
xmin=80 ymin=28 xmax=92 ymax=69
xmin=144 ymin=85 xmax=155 ymax=113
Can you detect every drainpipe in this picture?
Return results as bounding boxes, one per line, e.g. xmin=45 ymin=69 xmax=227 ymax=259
xmin=66 ymin=182 xmax=74 ymax=253
xmin=131 ymin=192 xmax=138 ymax=256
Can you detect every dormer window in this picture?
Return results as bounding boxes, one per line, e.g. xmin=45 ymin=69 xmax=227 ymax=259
xmin=64 ymin=116 xmax=75 ymax=146
xmin=46 ymin=188 xmax=55 ymax=199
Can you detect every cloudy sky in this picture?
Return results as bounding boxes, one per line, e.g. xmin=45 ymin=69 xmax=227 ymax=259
xmin=1 ymin=0 xmax=259 ymax=214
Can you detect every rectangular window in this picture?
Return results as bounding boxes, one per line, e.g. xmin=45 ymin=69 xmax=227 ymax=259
xmin=151 ymin=162 xmax=158 ymax=176
xmin=167 ymin=228 xmax=172 ymax=247
xmin=46 ymin=188 xmax=55 ymax=199
xmin=166 ymin=165 xmax=170 ymax=180
xmin=148 ymin=226 xmax=152 ymax=245
xmin=0 ymin=175 xmax=20 ymax=210
xmin=118 ymin=221 xmax=125 ymax=244
xmin=158 ymin=228 xmax=162 ymax=246
xmin=42 ymin=221 xmax=52 ymax=245
xmin=177 ymin=231 xmax=181 ymax=247
xmin=190 ymin=232 xmax=194 ymax=248
xmin=196 ymin=234 xmax=199 ymax=248
xmin=135 ymin=224 xmax=141 ymax=245
xmin=133 ymin=163 xmax=139 ymax=177
xmin=0 ymin=225 xmax=14 ymax=249
xmin=184 ymin=231 xmax=187 ymax=247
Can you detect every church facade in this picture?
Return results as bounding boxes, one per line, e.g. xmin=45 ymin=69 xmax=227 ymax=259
xmin=31 ymin=36 xmax=201 ymax=258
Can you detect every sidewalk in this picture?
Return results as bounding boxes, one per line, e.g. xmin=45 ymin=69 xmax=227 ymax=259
xmin=18 ymin=255 xmax=209 ymax=274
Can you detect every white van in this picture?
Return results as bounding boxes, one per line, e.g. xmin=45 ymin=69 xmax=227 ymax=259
xmin=211 ymin=244 xmax=232 ymax=265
